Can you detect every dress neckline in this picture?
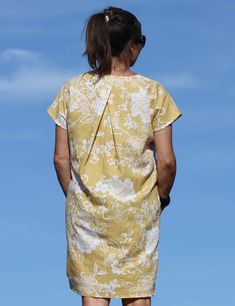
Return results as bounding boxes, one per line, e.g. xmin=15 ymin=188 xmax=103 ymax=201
xmin=87 ymin=71 xmax=141 ymax=79
xmin=105 ymin=73 xmax=140 ymax=78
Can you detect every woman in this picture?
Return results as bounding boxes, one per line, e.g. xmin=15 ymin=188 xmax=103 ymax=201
xmin=46 ymin=6 xmax=182 ymax=306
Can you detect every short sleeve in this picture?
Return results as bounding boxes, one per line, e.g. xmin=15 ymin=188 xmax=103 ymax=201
xmin=152 ymin=83 xmax=183 ymax=132
xmin=46 ymin=81 xmax=69 ymax=129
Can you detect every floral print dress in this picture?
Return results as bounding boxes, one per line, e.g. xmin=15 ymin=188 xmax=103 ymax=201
xmin=46 ymin=71 xmax=182 ymax=298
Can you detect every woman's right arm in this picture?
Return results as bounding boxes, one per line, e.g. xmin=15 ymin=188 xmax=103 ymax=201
xmin=153 ymin=123 xmax=177 ymax=208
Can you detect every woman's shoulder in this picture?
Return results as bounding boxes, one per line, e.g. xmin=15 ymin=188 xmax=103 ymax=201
xmin=136 ymin=73 xmax=160 ymax=85
xmin=65 ymin=72 xmax=90 ymax=85
xmin=137 ymin=74 xmax=173 ymax=94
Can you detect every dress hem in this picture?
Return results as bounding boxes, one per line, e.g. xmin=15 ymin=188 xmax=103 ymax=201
xmin=69 ymin=285 xmax=156 ymax=299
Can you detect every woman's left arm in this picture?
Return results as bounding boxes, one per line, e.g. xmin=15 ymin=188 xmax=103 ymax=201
xmin=53 ymin=124 xmax=71 ymax=197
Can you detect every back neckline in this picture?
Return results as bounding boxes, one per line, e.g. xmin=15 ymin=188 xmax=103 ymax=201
xmin=105 ymin=73 xmax=140 ymax=78
xmin=87 ymin=71 xmax=141 ymax=79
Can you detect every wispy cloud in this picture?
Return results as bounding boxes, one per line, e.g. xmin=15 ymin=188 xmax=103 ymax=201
xmin=0 ymin=48 xmax=42 ymax=62
xmin=0 ymin=48 xmax=84 ymax=103
xmin=157 ymin=72 xmax=199 ymax=89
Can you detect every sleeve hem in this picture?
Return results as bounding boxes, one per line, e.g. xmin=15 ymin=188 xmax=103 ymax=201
xmin=153 ymin=112 xmax=182 ymax=132
xmin=47 ymin=108 xmax=57 ymax=121
xmin=46 ymin=108 xmax=68 ymax=130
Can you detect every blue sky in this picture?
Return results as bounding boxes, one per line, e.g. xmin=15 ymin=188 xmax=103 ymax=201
xmin=1 ymin=1 xmax=234 ymax=305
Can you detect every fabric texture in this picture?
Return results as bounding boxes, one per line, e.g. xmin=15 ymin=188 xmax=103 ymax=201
xmin=46 ymin=71 xmax=182 ymax=298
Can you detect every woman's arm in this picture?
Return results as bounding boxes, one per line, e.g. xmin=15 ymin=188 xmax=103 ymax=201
xmin=153 ymin=124 xmax=177 ymax=209
xmin=53 ymin=124 xmax=72 ymax=197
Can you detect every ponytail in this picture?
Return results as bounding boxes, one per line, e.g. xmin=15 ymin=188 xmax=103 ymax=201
xmin=82 ymin=13 xmax=112 ymax=78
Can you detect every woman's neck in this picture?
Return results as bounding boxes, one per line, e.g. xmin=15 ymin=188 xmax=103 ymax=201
xmin=111 ymin=57 xmax=134 ymax=75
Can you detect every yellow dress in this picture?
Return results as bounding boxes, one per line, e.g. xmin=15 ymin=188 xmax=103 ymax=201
xmin=46 ymin=71 xmax=182 ymax=298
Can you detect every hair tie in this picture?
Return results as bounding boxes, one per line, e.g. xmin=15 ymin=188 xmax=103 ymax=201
xmin=105 ymin=15 xmax=109 ymax=23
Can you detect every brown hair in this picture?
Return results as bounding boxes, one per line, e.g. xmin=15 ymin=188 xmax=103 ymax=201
xmin=82 ymin=7 xmax=144 ymax=79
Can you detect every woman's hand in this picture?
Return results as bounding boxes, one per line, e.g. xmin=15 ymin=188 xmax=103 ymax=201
xmin=159 ymin=194 xmax=171 ymax=212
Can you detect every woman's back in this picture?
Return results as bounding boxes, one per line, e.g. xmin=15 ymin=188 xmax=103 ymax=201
xmin=47 ymin=71 xmax=181 ymax=195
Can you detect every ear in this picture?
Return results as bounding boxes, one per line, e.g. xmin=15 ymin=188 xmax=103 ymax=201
xmin=130 ymin=40 xmax=137 ymax=49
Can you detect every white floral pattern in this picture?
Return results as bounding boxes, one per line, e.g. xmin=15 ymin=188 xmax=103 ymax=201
xmin=94 ymin=176 xmax=136 ymax=202
xmin=130 ymin=87 xmax=150 ymax=124
xmin=145 ymin=226 xmax=160 ymax=255
xmin=46 ymin=71 xmax=182 ymax=298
